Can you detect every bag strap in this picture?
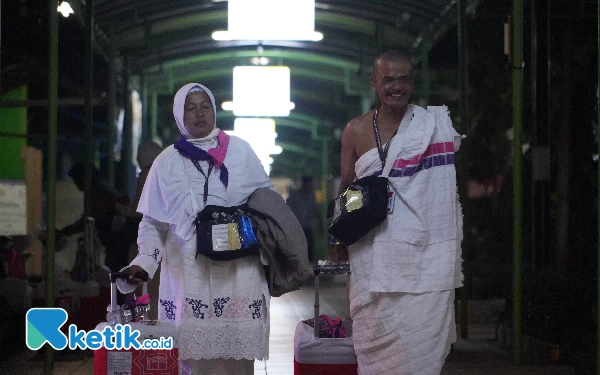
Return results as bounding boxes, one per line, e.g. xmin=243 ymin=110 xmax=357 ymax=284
xmin=372 ymin=108 xmax=398 ymax=173
xmin=182 ymin=156 xmax=200 ymax=216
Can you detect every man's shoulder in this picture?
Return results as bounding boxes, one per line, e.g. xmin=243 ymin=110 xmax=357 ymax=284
xmin=346 ymin=111 xmax=373 ymax=133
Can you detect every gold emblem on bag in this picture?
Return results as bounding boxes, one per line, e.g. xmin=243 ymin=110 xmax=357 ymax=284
xmin=345 ymin=190 xmax=363 ymax=212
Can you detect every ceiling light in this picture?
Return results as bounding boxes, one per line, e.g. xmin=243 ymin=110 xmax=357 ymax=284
xmin=222 ymin=101 xmax=295 ymax=112
xmin=211 ymin=31 xmax=231 ymax=41
xmin=231 ymin=118 xmax=279 ymax=175
xmin=227 ymin=0 xmax=316 ymax=41
xmin=57 ymin=1 xmax=74 ymax=17
xmin=311 ymin=31 xmax=323 ymax=41
xmin=233 ymin=66 xmax=293 ymax=117
xmin=221 ymin=102 xmax=235 ymax=111
xmin=270 ymin=145 xmax=283 ymax=155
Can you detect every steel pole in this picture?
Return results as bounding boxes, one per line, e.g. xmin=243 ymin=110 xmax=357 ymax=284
xmin=150 ymin=92 xmax=158 ymax=141
xmin=0 ymin=0 xmax=3 ymax=96
xmin=43 ymin=0 xmax=59 ymax=372
xmin=320 ymin=137 xmax=330 ymax=261
xmin=458 ymin=0 xmax=470 ymax=340
xmin=84 ymin=0 xmax=94 ymax=216
xmin=530 ymin=0 xmax=551 ymax=271
xmin=107 ymin=25 xmax=116 ymax=186
xmin=512 ymin=0 xmax=524 ymax=365
xmin=141 ymin=73 xmax=149 ymax=141
xmin=597 ymin=0 xmax=600 ymax=373
xmin=121 ymin=55 xmax=133 ymax=199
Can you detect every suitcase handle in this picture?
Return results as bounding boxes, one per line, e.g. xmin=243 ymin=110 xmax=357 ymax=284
xmin=109 ymin=271 xmax=149 ymax=283
xmin=313 ymin=264 xmax=350 ymax=276
xmin=313 ymin=263 xmax=351 ymax=338
xmin=109 ymin=271 xmax=149 ymax=313
xmin=109 ymin=272 xmax=132 ymax=283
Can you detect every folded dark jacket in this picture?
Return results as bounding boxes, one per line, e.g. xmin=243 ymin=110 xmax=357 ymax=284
xmin=248 ymin=188 xmax=310 ymax=297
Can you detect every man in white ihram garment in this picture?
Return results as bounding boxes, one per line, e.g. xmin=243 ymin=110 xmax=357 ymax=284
xmin=329 ymin=50 xmax=463 ymax=374
xmin=119 ymin=83 xmax=273 ymax=374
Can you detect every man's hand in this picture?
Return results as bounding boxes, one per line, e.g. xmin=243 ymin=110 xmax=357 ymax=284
xmin=124 ymin=265 xmax=149 ymax=285
xmin=327 ymin=243 xmax=349 ymax=264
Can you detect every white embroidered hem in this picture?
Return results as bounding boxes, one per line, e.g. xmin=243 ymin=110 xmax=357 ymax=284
xmin=178 ymin=325 xmax=270 ymax=361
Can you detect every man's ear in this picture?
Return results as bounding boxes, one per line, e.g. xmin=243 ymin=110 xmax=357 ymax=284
xmin=370 ymin=76 xmax=376 ymax=90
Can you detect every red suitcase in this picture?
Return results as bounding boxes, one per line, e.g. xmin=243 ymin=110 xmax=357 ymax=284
xmin=94 ymin=347 xmax=179 ymax=375
xmin=293 ymin=264 xmax=358 ymax=375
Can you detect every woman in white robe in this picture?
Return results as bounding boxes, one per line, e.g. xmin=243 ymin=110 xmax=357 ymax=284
xmin=119 ymin=83 xmax=273 ymax=375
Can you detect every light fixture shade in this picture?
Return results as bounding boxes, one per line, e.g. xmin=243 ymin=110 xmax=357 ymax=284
xmin=228 ymin=0 xmax=315 ymax=40
xmin=233 ymin=66 xmax=291 ymax=117
xmin=227 ymin=118 xmax=279 ymax=175
xmin=233 ymin=118 xmax=277 ymax=155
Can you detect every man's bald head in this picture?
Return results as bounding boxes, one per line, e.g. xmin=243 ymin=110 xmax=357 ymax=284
xmin=372 ymin=49 xmax=414 ymax=77
xmin=370 ymin=49 xmax=415 ymax=110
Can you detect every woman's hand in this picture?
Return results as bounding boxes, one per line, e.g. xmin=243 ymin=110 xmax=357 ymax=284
xmin=124 ymin=265 xmax=149 ymax=285
xmin=327 ymin=243 xmax=349 ymax=264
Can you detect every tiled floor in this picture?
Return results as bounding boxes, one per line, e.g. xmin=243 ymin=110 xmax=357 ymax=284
xmin=2 ymin=274 xmax=576 ymax=375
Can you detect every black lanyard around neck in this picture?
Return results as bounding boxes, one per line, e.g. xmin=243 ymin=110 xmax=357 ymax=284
xmin=372 ymin=108 xmax=399 ymax=172
xmin=190 ymin=159 xmax=213 ymax=205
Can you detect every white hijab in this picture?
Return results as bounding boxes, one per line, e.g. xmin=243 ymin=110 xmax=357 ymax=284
xmin=173 ymin=83 xmax=218 ymax=141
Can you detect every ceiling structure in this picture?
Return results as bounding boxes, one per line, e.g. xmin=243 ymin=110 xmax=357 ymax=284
xmin=4 ymin=0 xmax=480 ymax=177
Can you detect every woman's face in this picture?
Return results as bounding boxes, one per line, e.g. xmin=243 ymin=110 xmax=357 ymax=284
xmin=183 ymin=91 xmax=215 ymax=138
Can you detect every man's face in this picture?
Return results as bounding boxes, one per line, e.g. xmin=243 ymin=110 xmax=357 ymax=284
xmin=183 ymin=92 xmax=215 ymax=139
xmin=370 ymin=58 xmax=414 ymax=109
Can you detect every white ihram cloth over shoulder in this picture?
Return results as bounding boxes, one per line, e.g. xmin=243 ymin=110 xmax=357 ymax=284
xmin=117 ymin=82 xmax=273 ymax=363
xmin=348 ymin=104 xmax=463 ymax=374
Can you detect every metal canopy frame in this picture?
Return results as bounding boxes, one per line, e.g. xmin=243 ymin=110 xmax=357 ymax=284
xmin=80 ymin=0 xmax=479 ymax=167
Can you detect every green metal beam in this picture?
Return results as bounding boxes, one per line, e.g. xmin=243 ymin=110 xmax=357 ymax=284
xmin=44 ymin=0 xmax=58 ymax=372
xmin=277 ymin=142 xmax=320 ymax=159
xmin=150 ymin=93 xmax=158 ymax=140
xmin=215 ymin=112 xmax=334 ymax=135
xmin=161 ymin=50 xmax=360 ymax=73
xmin=318 ymin=137 xmax=331 ymax=261
xmin=205 ymin=87 xmax=355 ymax=113
xmin=115 ymin=10 xmax=412 ymax=50
xmin=147 ymin=66 xmax=370 ymax=96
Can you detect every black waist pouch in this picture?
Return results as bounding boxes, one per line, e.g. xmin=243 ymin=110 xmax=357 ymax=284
xmin=327 ymin=175 xmax=388 ymax=245
xmin=195 ymin=204 xmax=261 ymax=261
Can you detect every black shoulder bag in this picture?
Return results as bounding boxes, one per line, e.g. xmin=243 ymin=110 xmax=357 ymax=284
xmin=327 ymin=108 xmax=397 ymax=245
xmin=185 ymin=158 xmax=261 ymax=261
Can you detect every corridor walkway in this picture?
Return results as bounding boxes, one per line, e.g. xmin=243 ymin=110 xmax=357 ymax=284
xmin=2 ymin=273 xmax=576 ymax=375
